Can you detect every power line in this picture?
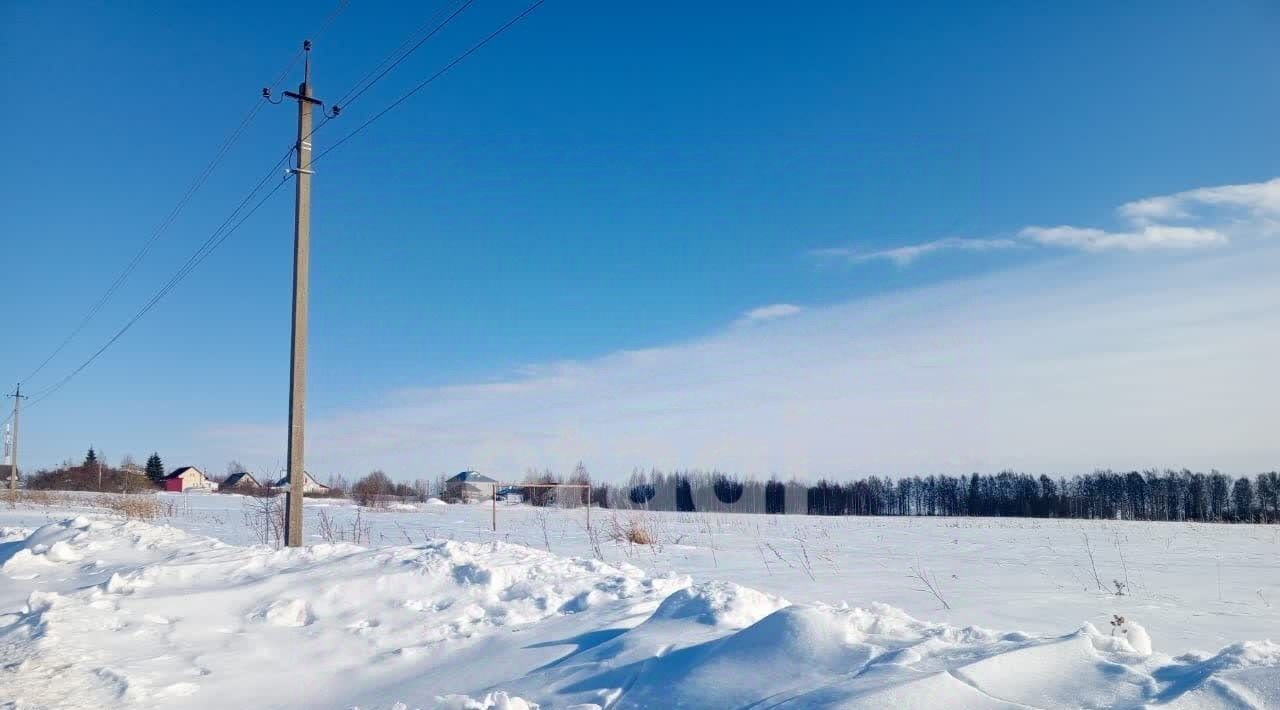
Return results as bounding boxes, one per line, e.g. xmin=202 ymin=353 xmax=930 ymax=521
xmin=331 ymin=0 xmax=475 ymax=111
xmin=26 ymin=148 xmax=295 ymax=402
xmin=276 ymin=0 xmax=473 ymax=156
xmin=25 ymin=172 xmax=295 ymax=410
xmin=19 ymin=101 xmax=268 ymax=386
xmin=315 ymin=0 xmax=546 ymax=165
xmin=17 ymin=1 xmax=352 ymax=388
xmin=266 ymin=0 xmax=351 ymax=93
xmin=19 ymin=0 xmax=544 ymax=410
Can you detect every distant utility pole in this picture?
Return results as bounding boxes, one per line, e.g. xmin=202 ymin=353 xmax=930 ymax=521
xmin=7 ymin=384 xmax=27 ymax=496
xmin=281 ymin=41 xmax=323 ymax=547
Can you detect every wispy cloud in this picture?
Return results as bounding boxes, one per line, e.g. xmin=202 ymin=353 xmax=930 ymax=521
xmin=195 ymin=178 xmax=1280 ymax=478
xmin=1118 ymin=177 xmax=1280 ymax=221
xmin=812 ymin=238 xmax=1019 ymax=266
xmin=738 ymin=303 xmax=803 ymax=324
xmin=1020 ymin=224 xmax=1227 ymax=252
xmin=201 ymin=244 xmax=1280 ymax=480
xmin=814 ymin=177 xmax=1280 ymax=266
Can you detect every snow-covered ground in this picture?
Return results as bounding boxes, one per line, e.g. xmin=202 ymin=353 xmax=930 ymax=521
xmin=2 ymin=493 xmax=1278 ymax=708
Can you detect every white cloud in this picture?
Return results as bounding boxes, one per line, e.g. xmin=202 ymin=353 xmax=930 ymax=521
xmin=812 ymin=238 xmax=1019 ymax=266
xmin=1119 ymin=177 xmax=1280 ymax=221
xmin=814 ymin=177 xmax=1280 ymax=266
xmin=1116 ymin=195 xmax=1189 ymax=222
xmin=1020 ymin=224 xmax=1228 ymax=252
xmin=202 ymin=244 xmax=1280 ymax=480
xmin=739 ymin=303 xmax=803 ymax=323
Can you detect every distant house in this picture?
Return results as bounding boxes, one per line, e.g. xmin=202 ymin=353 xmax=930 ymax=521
xmin=445 ymin=470 xmax=497 ymax=503
xmin=163 ymin=466 xmax=217 ymax=493
xmin=496 ymin=486 xmax=524 ymax=504
xmin=272 ymin=471 xmax=332 ymax=495
xmin=223 ymin=472 xmax=261 ymax=489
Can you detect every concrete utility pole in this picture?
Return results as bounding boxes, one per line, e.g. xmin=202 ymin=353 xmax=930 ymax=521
xmin=282 ymin=41 xmax=323 ymax=547
xmin=7 ymin=384 xmax=26 ymax=496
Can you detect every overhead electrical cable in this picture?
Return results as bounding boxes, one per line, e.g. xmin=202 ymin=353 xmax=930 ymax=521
xmin=25 ymin=172 xmax=295 ymax=409
xmin=17 ymin=0 xmax=353 ymax=388
xmin=315 ymin=0 xmax=545 ymax=165
xmin=20 ymin=0 xmax=545 ymax=408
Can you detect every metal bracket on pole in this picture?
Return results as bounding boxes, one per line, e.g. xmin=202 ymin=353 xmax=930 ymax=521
xmin=283 ymin=91 xmax=324 ymax=105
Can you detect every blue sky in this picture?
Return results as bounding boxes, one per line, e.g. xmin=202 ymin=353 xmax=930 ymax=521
xmin=3 ymin=1 xmax=1279 ymax=479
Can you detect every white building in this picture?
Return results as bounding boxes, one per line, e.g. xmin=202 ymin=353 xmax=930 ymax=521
xmin=445 ymin=470 xmax=498 ymax=503
xmin=223 ymin=472 xmax=261 ymax=489
xmin=163 ymin=466 xmax=218 ymax=492
xmin=272 ymin=471 xmax=332 ymax=495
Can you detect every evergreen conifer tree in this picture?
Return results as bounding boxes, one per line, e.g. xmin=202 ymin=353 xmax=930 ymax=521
xmin=145 ymin=453 xmax=165 ymax=482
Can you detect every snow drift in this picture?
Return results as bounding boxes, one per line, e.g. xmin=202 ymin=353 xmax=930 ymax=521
xmin=1 ymin=517 xmax=1278 ymax=709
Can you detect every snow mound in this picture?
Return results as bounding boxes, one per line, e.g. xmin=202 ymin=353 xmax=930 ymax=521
xmin=4 ymin=516 xmax=1280 ymax=709
xmin=432 ymin=692 xmax=539 ymax=709
xmin=0 ymin=517 xmax=686 ymax=709
xmin=647 ymin=580 xmax=788 ymax=629
xmin=0 ymin=516 xmax=97 ymax=572
xmin=424 ymin=498 xmax=448 ymax=506
xmin=509 ymin=600 xmax=1280 ymax=709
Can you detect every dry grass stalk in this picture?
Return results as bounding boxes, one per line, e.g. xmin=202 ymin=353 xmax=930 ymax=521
xmin=95 ymin=494 xmax=161 ymax=521
xmin=607 ymin=515 xmax=655 ymax=546
xmin=12 ymin=490 xmax=74 ymax=508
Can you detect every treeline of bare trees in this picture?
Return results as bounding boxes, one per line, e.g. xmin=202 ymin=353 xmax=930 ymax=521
xmin=24 ymin=448 xmax=1280 ymax=524
xmin=25 ymin=462 xmax=153 ymax=493
xmin=24 ymin=448 xmax=153 ymax=492
xmin=800 ymin=470 xmax=1280 ymax=522
xmin=348 ymin=470 xmax=430 ymax=506
xmin=563 ymin=468 xmax=1280 ymax=523
xmin=519 ymin=463 xmax=597 ymax=506
xmin=222 ymin=470 xmax=436 ymax=506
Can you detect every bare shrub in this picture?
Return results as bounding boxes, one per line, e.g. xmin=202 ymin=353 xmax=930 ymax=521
xmin=908 ymin=555 xmax=951 ymax=610
xmin=242 ymin=495 xmax=285 ymax=546
xmin=586 ymin=519 xmax=605 ymax=560
xmin=352 ymin=471 xmax=392 ymax=507
xmin=533 ymin=508 xmax=552 ymax=551
xmin=316 ymin=508 xmax=338 ymax=544
xmin=159 ymin=498 xmax=178 ymax=517
xmin=346 ymin=508 xmax=370 ymax=545
xmin=524 ymin=469 xmax=561 ymax=507
xmin=315 ymin=507 xmax=369 ymax=545
xmin=606 ymin=514 xmax=655 ymax=546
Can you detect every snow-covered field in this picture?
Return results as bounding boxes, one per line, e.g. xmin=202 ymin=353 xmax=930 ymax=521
xmin=2 ymin=492 xmax=1278 ymax=708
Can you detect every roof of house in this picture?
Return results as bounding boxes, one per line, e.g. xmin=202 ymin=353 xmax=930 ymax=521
xmin=448 ymin=470 xmax=497 ymax=484
xmin=165 ymin=466 xmax=204 ymax=480
xmin=224 ymin=472 xmax=259 ymax=487
xmin=272 ymin=471 xmax=329 ymax=488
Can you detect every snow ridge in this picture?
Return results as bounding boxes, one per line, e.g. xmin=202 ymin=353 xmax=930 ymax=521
xmin=2 ymin=517 xmax=1278 ymax=709
xmin=0 ymin=517 xmax=684 ymax=708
